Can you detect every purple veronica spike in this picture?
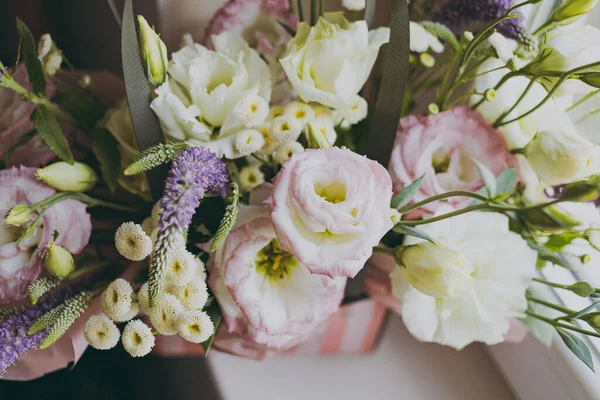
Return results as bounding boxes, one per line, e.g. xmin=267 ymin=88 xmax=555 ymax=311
xmin=432 ymin=0 xmax=528 ymax=42
xmin=0 ymin=286 xmax=75 ymax=374
xmin=148 ymin=147 xmax=229 ymax=306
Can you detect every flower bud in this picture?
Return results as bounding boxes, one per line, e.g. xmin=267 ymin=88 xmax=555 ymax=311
xmin=427 ymin=103 xmax=440 ymax=115
xmin=397 ymin=242 xmax=475 ymax=299
xmin=44 ymin=242 xmax=75 ymax=278
xmin=484 ymin=89 xmax=496 ymax=102
xmin=4 ymin=204 xmax=31 ymax=227
xmin=580 ymin=72 xmax=600 ymax=89
xmin=36 ymin=161 xmax=97 ymax=192
xmin=586 ymin=228 xmax=600 ymax=249
xmin=306 ymin=122 xmax=333 ymax=149
xmin=582 ymin=312 xmax=600 ymax=333
xmin=550 ymin=0 xmax=598 ymax=25
xmin=37 ymin=34 xmax=62 ymax=76
xmin=525 ymin=130 xmax=600 ymax=185
xmin=137 ymin=15 xmax=168 ymax=86
xmin=463 ymin=31 xmax=474 ymax=42
xmin=559 ymin=182 xmax=600 ymax=203
xmin=419 ymin=53 xmax=435 ymax=68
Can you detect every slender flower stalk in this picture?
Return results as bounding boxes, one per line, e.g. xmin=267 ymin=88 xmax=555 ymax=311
xmin=148 ymin=147 xmax=228 ymax=307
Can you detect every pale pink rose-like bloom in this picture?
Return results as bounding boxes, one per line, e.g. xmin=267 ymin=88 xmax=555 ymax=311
xmin=0 ymin=65 xmax=60 ymax=167
xmin=266 ymin=147 xmax=394 ymax=279
xmin=209 ymin=186 xmax=346 ymax=350
xmin=0 ymin=167 xmax=92 ymax=303
xmin=389 ymin=106 xmax=515 ymax=214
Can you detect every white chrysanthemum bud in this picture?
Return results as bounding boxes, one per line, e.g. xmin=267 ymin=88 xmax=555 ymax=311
xmin=137 ymin=282 xmax=151 ymax=314
xmin=284 ymin=101 xmax=316 ymax=127
xmin=484 ymin=89 xmax=496 ymax=102
xmin=168 ymin=279 xmax=209 ymax=310
xmin=307 ymin=118 xmax=337 ymax=146
xmin=38 ymin=34 xmax=53 ymax=59
xmin=268 ymin=105 xmax=285 ymax=121
xmin=115 ymin=222 xmax=153 ymax=261
xmin=332 ymin=97 xmax=368 ymax=125
xmin=149 ymin=293 xmax=184 ymax=335
xmin=194 ymin=258 xmax=207 ymax=282
xmin=166 ymin=249 xmax=196 ymax=286
xmin=84 ymin=315 xmax=120 ymax=350
xmin=419 ymin=53 xmax=435 ymax=68
xmin=270 ymin=115 xmax=302 ymax=145
xmin=177 ymin=310 xmax=214 ymax=343
xmin=44 ymin=53 xmax=63 ymax=76
xmin=390 ymin=209 xmax=402 ymax=225
xmin=234 ymin=95 xmax=269 ymax=128
xmin=274 ymin=142 xmax=305 ymax=164
xmin=463 ymin=31 xmax=474 ymax=42
xmin=111 ymin=301 xmax=140 ymax=323
xmin=101 ymin=279 xmax=134 ymax=321
xmin=428 ymin=103 xmax=440 ymax=115
xmin=122 ymin=320 xmax=155 ymax=358
xmin=239 ymin=165 xmax=265 ymax=191
xmin=256 ymin=124 xmax=278 ymax=155
xmin=234 ymin=129 xmax=265 ymax=156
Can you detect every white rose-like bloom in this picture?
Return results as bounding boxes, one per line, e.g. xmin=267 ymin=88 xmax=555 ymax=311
xmin=409 ymin=22 xmax=444 ymax=54
xmin=390 ymin=210 xmax=536 ymax=350
xmin=122 ymin=320 xmax=155 ymax=358
xmin=398 ymin=241 xmax=475 ymax=299
xmin=280 ymin=13 xmax=389 ymax=110
xmin=84 ymin=315 xmax=120 ymax=350
xmin=177 ymin=310 xmax=214 ymax=343
xmin=525 ymin=129 xmax=600 ymax=185
xmin=342 ymin=0 xmax=365 ymax=11
xmin=150 ymin=32 xmax=271 ymax=158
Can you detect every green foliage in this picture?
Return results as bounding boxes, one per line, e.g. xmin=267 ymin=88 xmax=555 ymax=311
xmin=201 ymin=302 xmax=222 ymax=357
xmin=567 ymin=282 xmax=595 ymax=298
xmin=31 ymin=105 xmax=74 ymax=164
xmin=15 ymin=19 xmax=45 ymax=94
xmin=125 ymin=142 xmax=189 ymax=176
xmin=52 ymin=90 xmax=106 ymax=131
xmin=495 ymin=167 xmax=517 ymax=199
xmin=474 ymin=159 xmax=497 ymax=198
xmin=393 ymin=225 xmax=435 ymax=244
xmin=26 ymin=276 xmax=61 ymax=305
xmin=557 ymin=327 xmax=594 ymax=371
xmin=38 ymin=291 xmax=92 ymax=349
xmin=391 ymin=175 xmax=425 ymax=209
xmin=211 ymin=183 xmax=241 ymax=253
xmin=419 ymin=21 xmax=460 ymax=51
xmin=91 ymin=128 xmax=121 ymax=192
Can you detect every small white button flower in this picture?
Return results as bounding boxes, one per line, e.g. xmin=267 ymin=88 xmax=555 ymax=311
xmin=390 ymin=209 xmax=402 ymax=225
xmin=273 ymin=142 xmax=305 ymax=164
xmin=111 ymin=301 xmax=140 ymax=323
xmin=234 ymin=129 xmax=266 ymax=156
xmin=149 ymin=293 xmax=185 ymax=335
xmin=101 ymin=279 xmax=134 ymax=321
xmin=239 ymin=165 xmax=265 ymax=191
xmin=284 ymin=101 xmax=316 ymax=128
xmin=115 ymin=222 xmax=153 ymax=261
xmin=268 ymin=105 xmax=285 ymax=121
xmin=233 ymin=95 xmax=270 ymax=128
xmin=332 ymin=96 xmax=368 ymax=125
xmin=177 ymin=310 xmax=215 ymax=344
xmin=84 ymin=315 xmax=120 ymax=350
xmin=270 ymin=115 xmax=303 ymax=145
xmin=166 ymin=249 xmax=196 ymax=286
xmin=167 ymin=278 xmax=209 ymax=310
xmin=122 ymin=320 xmax=155 ymax=358
xmin=256 ymin=124 xmax=278 ymax=155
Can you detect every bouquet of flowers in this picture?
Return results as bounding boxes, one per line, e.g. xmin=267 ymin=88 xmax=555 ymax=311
xmin=2 ymin=0 xmax=600 ymax=379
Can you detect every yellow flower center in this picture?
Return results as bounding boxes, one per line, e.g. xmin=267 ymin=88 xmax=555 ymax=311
xmin=314 ymin=181 xmax=347 ymax=204
xmin=256 ymin=239 xmax=298 ymax=281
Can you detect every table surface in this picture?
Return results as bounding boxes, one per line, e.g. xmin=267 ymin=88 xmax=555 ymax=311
xmin=209 ymin=313 xmax=515 ymax=400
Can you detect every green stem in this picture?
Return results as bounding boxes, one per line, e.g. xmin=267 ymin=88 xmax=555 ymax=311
xmin=526 ymin=310 xmax=600 ymax=339
xmin=68 ymin=261 xmax=112 ymax=280
xmin=498 ymin=61 xmax=600 ymax=127
xmin=568 ymin=89 xmax=600 ymax=111
xmin=311 ymin=0 xmax=318 ymax=25
xmin=399 ymin=191 xmax=489 ymax=214
xmin=73 ymin=193 xmax=142 ymax=213
xmin=526 ymin=295 xmax=574 ymax=315
xmin=493 ymin=76 xmax=538 ymax=127
xmin=532 ymin=277 xmax=571 ymax=290
xmin=395 ymin=204 xmax=490 ymax=226
xmin=320 ymin=0 xmax=325 ymax=16
xmin=297 ymin=0 xmax=304 ymax=22
xmin=472 ymin=71 xmax=522 ymax=110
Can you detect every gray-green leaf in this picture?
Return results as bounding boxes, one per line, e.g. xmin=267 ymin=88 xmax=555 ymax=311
xmin=392 ymin=174 xmax=425 ymax=210
xmin=92 ymin=128 xmax=121 ymax=193
xmin=419 ymin=21 xmax=460 ymax=51
xmin=556 ymin=327 xmax=594 ymax=371
xmin=393 ymin=225 xmax=435 ymax=244
xmin=495 ymin=167 xmax=517 ymax=199
xmin=568 ymin=282 xmax=595 ymax=298
xmin=201 ymin=302 xmax=222 ymax=357
xmin=31 ymin=105 xmax=74 ymax=164
xmin=474 ymin=159 xmax=497 ymax=198
xmin=16 ymin=19 xmax=46 ymax=94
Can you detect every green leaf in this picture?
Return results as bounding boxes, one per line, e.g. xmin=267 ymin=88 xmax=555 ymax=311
xmin=419 ymin=21 xmax=460 ymax=51
xmin=91 ymin=128 xmax=121 ymax=193
xmin=545 ymin=232 xmax=582 ymax=252
xmin=467 ymin=187 xmax=488 ymax=206
xmin=474 ymin=159 xmax=496 ymax=198
xmin=52 ymin=91 xmax=106 ymax=130
xmin=393 ymin=225 xmax=436 ymax=244
xmin=556 ymin=327 xmax=595 ymax=371
xmin=201 ymin=302 xmax=222 ymax=358
xmin=528 ymin=242 xmax=572 ymax=269
xmin=391 ymin=175 xmax=425 ymax=209
xmin=31 ymin=105 xmax=74 ymax=164
xmin=16 ymin=18 xmax=46 ymax=94
xmin=495 ymin=167 xmax=517 ymax=199
xmin=568 ymin=282 xmax=595 ymax=298
xmin=562 ymin=300 xmax=600 ymax=321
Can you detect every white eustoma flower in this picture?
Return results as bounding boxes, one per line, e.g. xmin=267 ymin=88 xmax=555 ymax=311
xmin=390 ymin=210 xmax=536 ymax=350
xmin=151 ymin=32 xmax=272 ymax=158
xmin=342 ymin=0 xmax=366 ymax=11
xmin=526 ymin=129 xmax=600 ymax=185
xmin=280 ymin=13 xmax=389 ymax=110
xmin=409 ymin=22 xmax=444 ymax=54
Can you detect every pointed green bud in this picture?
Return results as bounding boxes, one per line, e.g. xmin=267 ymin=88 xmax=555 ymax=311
xmin=36 ymin=161 xmax=97 ymax=192
xmin=211 ymin=183 xmax=240 ymax=252
xmin=580 ymin=72 xmax=600 ymax=89
xmin=125 ymin=142 xmax=189 ymax=176
xmin=550 ymin=0 xmax=598 ymax=25
xmin=39 ymin=292 xmax=91 ymax=349
xmin=5 ymin=204 xmax=31 ymax=227
xmin=27 ymin=276 xmax=61 ymax=305
xmin=137 ymin=15 xmax=168 ymax=86
xmin=44 ymin=242 xmax=75 ymax=278
xmin=560 ymin=182 xmax=600 ymax=203
xmin=581 ymin=312 xmax=600 ymax=333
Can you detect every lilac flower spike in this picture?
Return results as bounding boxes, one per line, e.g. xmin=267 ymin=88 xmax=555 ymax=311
xmin=148 ymin=147 xmax=229 ymax=306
